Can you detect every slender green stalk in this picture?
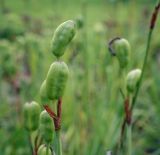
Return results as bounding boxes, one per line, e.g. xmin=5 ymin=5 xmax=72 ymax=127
xmin=28 ymin=132 xmax=34 ymax=155
xmin=131 ymin=30 xmax=152 ymax=110
xmin=131 ymin=0 xmax=160 ymax=110
xmin=55 ymin=130 xmax=62 ymax=155
xmin=126 ymin=124 xmax=132 ymax=155
xmin=46 ymin=145 xmax=49 ymax=155
xmin=120 ymin=69 xmax=126 ymax=98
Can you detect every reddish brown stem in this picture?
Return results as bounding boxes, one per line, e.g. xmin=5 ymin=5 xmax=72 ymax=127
xmin=54 ymin=98 xmax=62 ymax=131
xmin=119 ymin=118 xmax=126 ymax=148
xmin=150 ymin=2 xmax=160 ymax=29
xmin=34 ymin=149 xmax=38 ymax=155
xmin=44 ymin=105 xmax=57 ymax=119
xmin=124 ymin=98 xmax=132 ymax=125
xmin=44 ymin=99 xmax=62 ymax=131
xmin=33 ymin=134 xmax=41 ymax=155
xmin=119 ymin=97 xmax=132 ymax=149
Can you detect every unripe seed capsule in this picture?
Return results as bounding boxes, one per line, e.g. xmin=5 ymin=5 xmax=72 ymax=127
xmin=23 ymin=101 xmax=41 ymax=131
xmin=39 ymin=80 xmax=49 ymax=104
xmin=46 ymin=61 xmax=69 ymax=100
xmin=38 ymin=145 xmax=52 ymax=155
xmin=126 ymin=69 xmax=142 ymax=93
xmin=51 ymin=20 xmax=76 ymax=57
xmin=113 ymin=38 xmax=131 ymax=69
xmin=39 ymin=111 xmax=54 ymax=144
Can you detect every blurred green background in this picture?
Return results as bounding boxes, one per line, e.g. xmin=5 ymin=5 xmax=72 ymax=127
xmin=0 ymin=0 xmax=160 ymax=155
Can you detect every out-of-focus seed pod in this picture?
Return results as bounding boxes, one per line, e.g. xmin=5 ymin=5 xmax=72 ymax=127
xmin=46 ymin=61 xmax=69 ymax=100
xmin=75 ymin=15 xmax=84 ymax=29
xmin=113 ymin=38 xmax=131 ymax=69
xmin=39 ymin=111 xmax=54 ymax=144
xmin=126 ymin=69 xmax=142 ymax=93
xmin=51 ymin=20 xmax=76 ymax=57
xmin=23 ymin=101 xmax=41 ymax=131
xmin=39 ymin=80 xmax=50 ymax=104
xmin=94 ymin=22 xmax=106 ymax=36
xmin=38 ymin=145 xmax=52 ymax=155
xmin=0 ymin=41 xmax=17 ymax=78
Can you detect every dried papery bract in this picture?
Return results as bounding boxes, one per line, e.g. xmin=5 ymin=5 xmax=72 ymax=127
xmin=23 ymin=101 xmax=41 ymax=131
xmin=38 ymin=145 xmax=52 ymax=155
xmin=51 ymin=20 xmax=76 ymax=57
xmin=39 ymin=111 xmax=54 ymax=144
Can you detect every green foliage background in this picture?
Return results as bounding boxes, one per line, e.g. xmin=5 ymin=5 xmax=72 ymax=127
xmin=0 ymin=0 xmax=160 ymax=155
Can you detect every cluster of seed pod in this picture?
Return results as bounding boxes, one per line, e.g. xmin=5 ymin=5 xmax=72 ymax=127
xmin=23 ymin=102 xmax=53 ymax=154
xmin=109 ymin=37 xmax=142 ymax=94
xmin=40 ymin=20 xmax=76 ymax=103
xmin=23 ymin=20 xmax=76 ymax=155
xmin=108 ymin=37 xmax=142 ymax=155
xmin=39 ymin=20 xmax=76 ymax=155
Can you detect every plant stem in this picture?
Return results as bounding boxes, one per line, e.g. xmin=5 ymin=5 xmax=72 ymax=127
xmin=126 ymin=124 xmax=132 ymax=155
xmin=119 ymin=96 xmax=132 ymax=155
xmin=131 ymin=30 xmax=152 ymax=110
xmin=118 ymin=117 xmax=126 ymax=151
xmin=53 ymin=98 xmax=62 ymax=155
xmin=118 ymin=2 xmax=160 ymax=155
xmin=55 ymin=130 xmax=62 ymax=155
xmin=34 ymin=132 xmax=42 ymax=155
xmin=28 ymin=132 xmax=34 ymax=155
xmin=46 ymin=144 xmax=49 ymax=155
xmin=131 ymin=0 xmax=160 ymax=111
xmin=45 ymin=99 xmax=62 ymax=155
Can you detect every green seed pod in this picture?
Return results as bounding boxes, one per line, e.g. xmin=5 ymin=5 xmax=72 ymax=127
xmin=39 ymin=80 xmax=50 ymax=104
xmin=39 ymin=111 xmax=54 ymax=144
xmin=38 ymin=145 xmax=52 ymax=155
xmin=126 ymin=69 xmax=142 ymax=93
xmin=23 ymin=101 xmax=41 ymax=131
xmin=46 ymin=61 xmax=69 ymax=100
xmin=51 ymin=20 xmax=76 ymax=57
xmin=113 ymin=38 xmax=131 ymax=69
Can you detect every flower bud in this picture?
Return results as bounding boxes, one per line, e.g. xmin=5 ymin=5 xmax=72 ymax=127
xmin=38 ymin=145 xmax=52 ymax=155
xmin=23 ymin=101 xmax=41 ymax=131
xmin=39 ymin=80 xmax=49 ymax=104
xmin=39 ymin=111 xmax=54 ymax=144
xmin=46 ymin=61 xmax=69 ymax=100
xmin=126 ymin=69 xmax=142 ymax=93
xmin=51 ymin=20 xmax=76 ymax=57
xmin=113 ymin=38 xmax=131 ymax=69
